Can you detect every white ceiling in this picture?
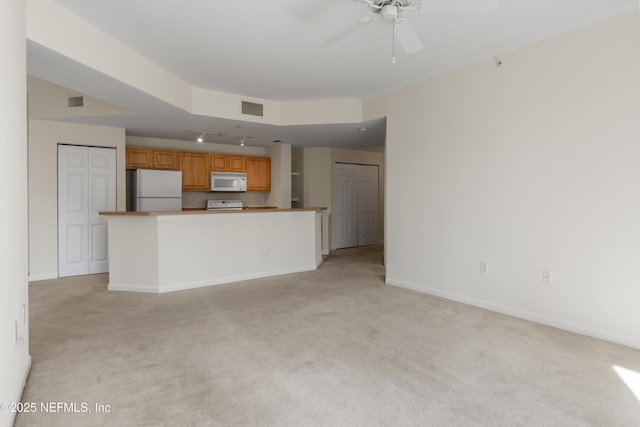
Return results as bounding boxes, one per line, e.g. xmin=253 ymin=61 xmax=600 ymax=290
xmin=27 ymin=0 xmax=637 ymax=152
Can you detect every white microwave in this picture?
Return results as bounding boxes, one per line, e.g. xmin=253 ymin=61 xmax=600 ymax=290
xmin=210 ymin=172 xmax=247 ymax=192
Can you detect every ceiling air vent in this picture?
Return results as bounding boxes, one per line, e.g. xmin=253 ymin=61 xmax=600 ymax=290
xmin=67 ymin=96 xmax=84 ymax=108
xmin=241 ymin=101 xmax=263 ymax=117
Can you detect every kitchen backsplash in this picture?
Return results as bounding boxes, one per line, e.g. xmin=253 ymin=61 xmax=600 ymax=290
xmin=181 ymin=191 xmax=269 ymax=209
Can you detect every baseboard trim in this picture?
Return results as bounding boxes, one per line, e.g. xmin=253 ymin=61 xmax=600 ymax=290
xmin=386 ymin=277 xmax=639 ymax=351
xmin=107 ymin=283 xmax=159 ymax=293
xmin=109 ymin=265 xmax=319 ymax=294
xmin=28 ymin=273 xmax=58 ymax=282
xmin=4 ymin=355 xmax=31 ymax=427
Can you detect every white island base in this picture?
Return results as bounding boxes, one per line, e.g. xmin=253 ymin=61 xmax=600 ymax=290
xmin=103 ymin=209 xmax=324 ymax=293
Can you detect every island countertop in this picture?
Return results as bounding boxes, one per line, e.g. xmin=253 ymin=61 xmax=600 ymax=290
xmin=99 ymin=207 xmax=326 ymax=216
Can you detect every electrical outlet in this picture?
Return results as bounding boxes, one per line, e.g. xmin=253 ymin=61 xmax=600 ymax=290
xmin=543 ymin=270 xmax=552 ymax=284
xmin=480 ymin=262 xmax=489 ymax=274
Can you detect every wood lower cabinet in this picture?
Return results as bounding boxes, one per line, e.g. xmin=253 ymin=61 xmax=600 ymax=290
xmin=246 ymin=156 xmax=271 ymax=191
xmin=153 ymin=150 xmax=180 ymax=170
xmin=211 ymin=154 xmax=246 ymax=172
xmin=180 ymin=152 xmax=209 ymax=191
xmin=126 ymin=147 xmax=152 ymax=169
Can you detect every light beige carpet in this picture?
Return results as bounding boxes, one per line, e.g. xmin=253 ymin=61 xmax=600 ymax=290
xmin=16 ymin=245 xmax=640 ymax=426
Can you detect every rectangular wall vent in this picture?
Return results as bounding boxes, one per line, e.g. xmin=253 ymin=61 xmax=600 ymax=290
xmin=241 ymin=101 xmax=263 ymax=117
xmin=67 ymin=96 xmax=84 ymax=108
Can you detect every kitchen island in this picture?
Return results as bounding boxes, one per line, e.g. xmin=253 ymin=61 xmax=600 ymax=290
xmin=100 ymin=208 xmax=325 ymax=293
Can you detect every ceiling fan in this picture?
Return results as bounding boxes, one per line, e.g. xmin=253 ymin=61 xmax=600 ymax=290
xmin=319 ymin=0 xmax=425 ymax=61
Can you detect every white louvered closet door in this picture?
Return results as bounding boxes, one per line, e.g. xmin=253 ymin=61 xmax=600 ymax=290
xmin=336 ymin=163 xmax=379 ymax=249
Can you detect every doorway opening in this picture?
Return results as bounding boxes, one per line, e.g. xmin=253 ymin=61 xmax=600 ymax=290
xmin=335 ymin=163 xmax=379 ymax=249
xmin=57 ymin=144 xmax=116 ymax=277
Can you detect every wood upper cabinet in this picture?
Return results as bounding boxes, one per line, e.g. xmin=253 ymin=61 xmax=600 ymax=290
xmin=180 ymin=152 xmax=210 ymax=191
xmin=228 ymin=155 xmax=246 ymax=172
xmin=246 ymin=156 xmax=271 ymax=191
xmin=210 ymin=154 xmax=246 ymax=172
xmin=153 ymin=150 xmax=180 ymax=170
xmin=127 ymin=147 xmax=180 ymax=170
xmin=126 ymin=147 xmax=152 ymax=169
xmin=210 ymin=154 xmax=228 ymax=172
xmin=128 ymin=147 xmax=258 ymax=191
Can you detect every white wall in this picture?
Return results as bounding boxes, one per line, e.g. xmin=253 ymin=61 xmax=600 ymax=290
xmin=266 ymin=143 xmax=292 ymax=209
xmin=127 ymin=135 xmax=267 ymax=156
xmin=28 ymin=75 xmax=133 ymax=119
xmin=373 ymin=11 xmax=640 ymax=349
xmin=28 ymin=119 xmax=126 ymax=280
xmin=303 ymin=147 xmax=333 ymax=209
xmin=0 ymin=2 xmax=31 ymax=426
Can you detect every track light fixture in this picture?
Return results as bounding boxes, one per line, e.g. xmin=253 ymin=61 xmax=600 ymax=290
xmin=185 ymin=130 xmax=254 ymax=146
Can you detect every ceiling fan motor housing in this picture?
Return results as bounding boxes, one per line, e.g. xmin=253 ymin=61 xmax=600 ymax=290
xmin=381 ymin=4 xmax=398 ymax=21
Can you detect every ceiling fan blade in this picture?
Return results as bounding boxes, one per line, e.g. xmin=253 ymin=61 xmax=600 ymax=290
xmin=394 ymin=19 xmax=423 ymax=54
xmin=319 ymin=17 xmax=373 ymax=48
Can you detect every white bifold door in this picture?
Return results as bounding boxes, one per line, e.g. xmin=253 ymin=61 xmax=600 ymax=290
xmin=58 ymin=145 xmax=116 ymax=277
xmin=336 ymin=163 xmax=379 ymax=249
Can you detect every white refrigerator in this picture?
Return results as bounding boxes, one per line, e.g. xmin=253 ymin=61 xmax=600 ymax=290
xmin=131 ymin=169 xmax=183 ymax=211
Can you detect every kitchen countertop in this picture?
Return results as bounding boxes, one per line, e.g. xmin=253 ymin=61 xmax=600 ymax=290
xmin=99 ymin=207 xmax=326 ymax=216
